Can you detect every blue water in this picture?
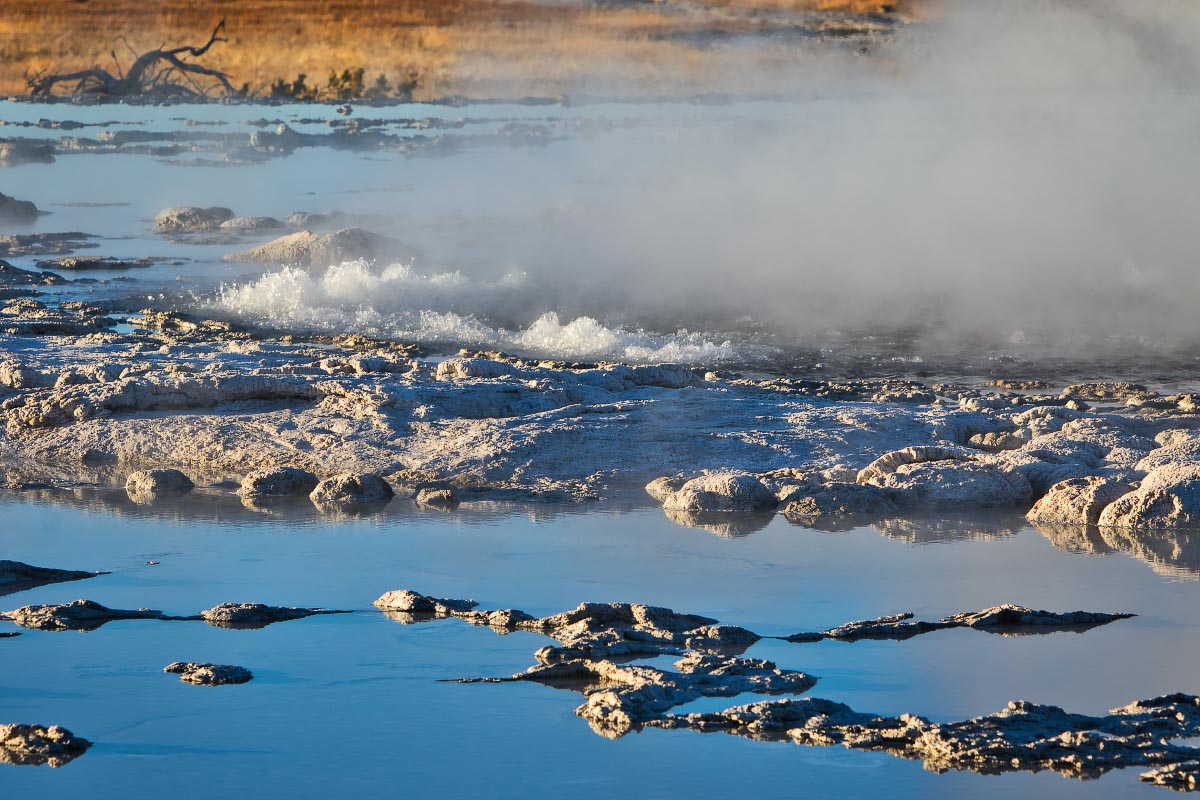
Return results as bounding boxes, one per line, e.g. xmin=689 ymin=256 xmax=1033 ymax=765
xmin=1 ymin=492 xmax=1197 ymax=799
xmin=3 ymin=98 xmax=1200 ymax=797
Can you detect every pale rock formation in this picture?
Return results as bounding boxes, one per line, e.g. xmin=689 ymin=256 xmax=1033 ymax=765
xmin=1 ymin=599 xmax=172 ymax=631
xmin=374 ymin=590 xmax=479 ymax=613
xmin=218 ymin=216 xmax=285 ymax=231
xmin=0 ymin=724 xmax=90 ymax=767
xmin=436 ymin=358 xmax=520 ymax=380
xmin=223 ymin=228 xmax=412 ymax=268
xmin=125 ymin=468 xmax=194 ymax=503
xmin=309 ymin=473 xmax=394 ymax=509
xmin=432 ymin=592 xmax=1151 ymax=768
xmin=784 ymin=604 xmax=1131 ymax=643
xmin=237 ymin=466 xmax=319 ymax=498
xmin=781 ymin=483 xmax=898 ymax=519
xmin=199 ymin=602 xmax=349 ymax=629
xmin=1098 ymin=464 xmax=1200 ymax=529
xmin=661 ymin=473 xmax=777 ymax=513
xmin=943 ymin=604 xmax=1134 ymax=630
xmin=644 ymin=476 xmax=687 ymax=501
xmin=164 ymin=662 xmax=253 ymax=685
xmin=860 ymin=452 xmax=1031 ymax=511
xmin=414 ymin=487 xmax=459 ymax=508
xmin=1026 ymin=476 xmax=1133 ymax=525
xmin=154 ymin=206 xmax=234 ymax=233
xmin=1141 ymin=761 xmax=1199 ymax=790
xmin=540 ymin=655 xmax=816 ymax=738
xmin=653 ymin=694 xmax=1200 ymax=783
xmin=855 ymin=446 xmax=978 ymax=483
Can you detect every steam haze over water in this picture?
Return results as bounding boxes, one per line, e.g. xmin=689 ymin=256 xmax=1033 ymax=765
xmin=207 ymin=1 xmax=1200 ymax=374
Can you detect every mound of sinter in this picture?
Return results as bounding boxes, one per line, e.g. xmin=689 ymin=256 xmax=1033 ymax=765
xmin=0 ymin=600 xmax=348 ymax=632
xmin=164 ymin=662 xmax=253 ymax=686
xmin=199 ymin=603 xmax=349 ymax=630
xmin=0 ymin=560 xmax=104 ymax=596
xmin=784 ymin=605 xmax=1135 ymax=643
xmin=378 ymin=590 xmax=1138 ymax=759
xmin=653 ymin=694 xmax=1200 ymax=785
xmin=0 ymin=599 xmax=181 ymax=632
xmin=8 ymin=296 xmax=1200 ymax=524
xmin=0 ymin=723 xmax=91 ymax=767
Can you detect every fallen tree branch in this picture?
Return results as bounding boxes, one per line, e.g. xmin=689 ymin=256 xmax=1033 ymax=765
xmin=27 ymin=19 xmax=236 ymax=99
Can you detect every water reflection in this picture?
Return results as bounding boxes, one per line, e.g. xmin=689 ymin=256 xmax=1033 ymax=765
xmin=1034 ymin=522 xmax=1200 ymax=580
xmin=871 ymin=514 xmax=1024 ymax=545
xmin=663 ymin=508 xmax=776 ymax=538
xmin=8 ymin=479 xmax=1200 ymax=584
xmin=0 ymin=483 xmax=646 ymax=528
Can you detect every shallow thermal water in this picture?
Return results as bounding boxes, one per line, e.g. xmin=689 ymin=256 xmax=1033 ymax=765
xmin=2 ymin=491 xmax=1198 ymax=799
xmin=4 ymin=93 xmax=1200 ymax=797
xmin=7 ymin=98 xmax=1200 ymax=379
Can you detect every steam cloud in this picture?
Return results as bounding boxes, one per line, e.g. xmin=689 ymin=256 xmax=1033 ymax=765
xmin=221 ymin=1 xmax=1200 ymax=368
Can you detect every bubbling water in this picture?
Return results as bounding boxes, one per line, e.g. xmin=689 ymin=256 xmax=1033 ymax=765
xmin=212 ymin=260 xmax=750 ymax=364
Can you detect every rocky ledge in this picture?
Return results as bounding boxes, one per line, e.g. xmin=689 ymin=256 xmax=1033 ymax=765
xmin=378 ymin=590 xmax=1193 ymax=789
xmin=164 ymin=662 xmax=254 ymax=686
xmin=0 ymin=723 xmax=91 ymax=767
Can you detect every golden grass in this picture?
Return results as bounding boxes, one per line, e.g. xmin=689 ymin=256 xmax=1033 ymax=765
xmin=0 ymin=0 xmax=911 ymax=99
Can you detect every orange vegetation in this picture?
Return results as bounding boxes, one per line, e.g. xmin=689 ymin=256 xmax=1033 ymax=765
xmin=0 ymin=0 xmax=912 ymax=99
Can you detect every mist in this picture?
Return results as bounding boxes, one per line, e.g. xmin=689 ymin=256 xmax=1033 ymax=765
xmin=221 ymin=1 xmax=1200 ymax=368
xmin=525 ymin=1 xmax=1200 ymax=344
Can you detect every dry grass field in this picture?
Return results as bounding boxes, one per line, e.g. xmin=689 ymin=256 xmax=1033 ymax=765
xmin=0 ymin=0 xmax=913 ymax=100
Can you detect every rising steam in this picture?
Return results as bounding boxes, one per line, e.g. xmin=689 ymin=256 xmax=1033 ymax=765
xmin=217 ymin=1 xmax=1200 ymax=368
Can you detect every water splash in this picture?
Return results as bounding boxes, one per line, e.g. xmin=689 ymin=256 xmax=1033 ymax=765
xmin=211 ymin=261 xmax=752 ymax=364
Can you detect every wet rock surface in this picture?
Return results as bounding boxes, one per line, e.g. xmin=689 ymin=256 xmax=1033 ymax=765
xmin=219 ymin=216 xmax=285 ymax=232
xmin=0 ymin=599 xmax=177 ymax=632
xmin=0 ymin=140 xmax=55 ymax=166
xmin=310 ymin=474 xmax=394 ymax=509
xmin=6 ymin=300 xmax=1200 ymax=518
xmin=0 ymin=232 xmax=97 ymax=258
xmin=164 ymin=662 xmax=254 ymax=685
xmin=35 ymin=256 xmax=163 ymax=271
xmin=154 ymin=206 xmax=235 ymax=233
xmin=224 ymin=228 xmax=413 ymax=268
xmin=1141 ymin=760 xmax=1200 ymax=790
xmin=126 ymin=469 xmax=195 ymax=503
xmin=397 ymin=591 xmax=1190 ymax=787
xmin=784 ymin=604 xmax=1133 ymax=643
xmin=0 ymin=723 xmax=91 ymax=767
xmin=1027 ymin=476 xmax=1133 ymax=525
xmin=661 ymin=473 xmax=777 ymax=513
xmin=780 ymin=482 xmax=898 ymax=519
xmin=375 ymin=589 xmax=477 ymax=613
xmin=0 ymin=560 xmax=104 ymax=596
xmin=1098 ymin=465 xmax=1200 ymax=530
xmin=650 ymin=694 xmax=1200 ymax=784
xmin=644 ymin=476 xmax=687 ymax=501
xmin=0 ymin=193 xmax=38 ymax=224
xmin=238 ymin=466 xmax=319 ymax=498
xmin=199 ymin=602 xmax=350 ymax=629
xmin=1 ymin=297 xmax=116 ymax=336
xmin=859 ymin=449 xmax=1032 ymax=511
xmin=0 ymin=260 xmax=68 ymax=289
xmin=414 ymin=486 xmax=460 ymax=508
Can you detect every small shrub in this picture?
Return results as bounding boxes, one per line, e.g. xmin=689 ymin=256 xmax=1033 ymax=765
xmin=326 ymin=67 xmax=365 ymax=101
xmin=266 ymin=66 xmax=418 ymax=101
xmin=269 ymin=72 xmax=318 ymax=100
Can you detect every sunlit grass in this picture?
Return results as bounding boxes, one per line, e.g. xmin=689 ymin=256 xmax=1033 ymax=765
xmin=0 ymin=0 xmax=906 ymax=98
